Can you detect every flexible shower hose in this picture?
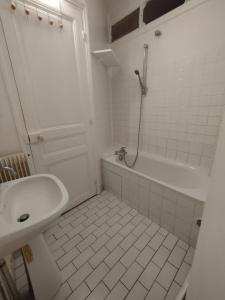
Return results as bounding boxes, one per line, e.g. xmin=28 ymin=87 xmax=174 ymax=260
xmin=124 ymin=91 xmax=144 ymax=168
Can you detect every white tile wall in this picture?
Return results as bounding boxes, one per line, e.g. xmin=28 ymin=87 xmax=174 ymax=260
xmin=111 ymin=48 xmax=225 ymax=173
xmin=108 ymin=1 xmax=225 ymax=174
xmin=102 ymin=160 xmax=204 ymax=246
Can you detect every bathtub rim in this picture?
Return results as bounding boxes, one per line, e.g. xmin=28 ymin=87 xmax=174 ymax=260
xmin=102 ymin=152 xmax=209 ymax=203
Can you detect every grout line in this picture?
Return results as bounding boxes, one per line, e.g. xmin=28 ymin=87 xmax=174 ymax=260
xmin=119 ymin=279 xmax=133 ymax=299
xmin=124 ymin=230 xmax=177 ymax=297
xmin=119 ymin=233 xmax=168 ymax=297
xmin=155 ymin=239 xmax=188 ymax=296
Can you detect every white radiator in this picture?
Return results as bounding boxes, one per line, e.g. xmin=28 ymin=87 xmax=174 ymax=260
xmin=0 ymin=153 xmax=30 ymax=183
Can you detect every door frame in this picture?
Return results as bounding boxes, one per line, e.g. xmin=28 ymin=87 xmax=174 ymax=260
xmin=0 ymin=0 xmax=101 ymax=193
xmin=0 ymin=16 xmax=35 ymax=173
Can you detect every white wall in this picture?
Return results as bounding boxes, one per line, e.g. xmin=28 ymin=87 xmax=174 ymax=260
xmin=187 ymin=89 xmax=225 ymax=299
xmin=0 ymin=67 xmax=21 ymax=157
xmin=108 ymin=0 xmax=225 ymax=173
xmin=86 ymin=0 xmax=112 ymax=187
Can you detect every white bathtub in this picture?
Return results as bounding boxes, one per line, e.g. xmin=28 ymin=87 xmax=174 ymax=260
xmin=102 ymin=152 xmax=208 ymax=246
xmin=104 ymin=152 xmax=208 ymax=202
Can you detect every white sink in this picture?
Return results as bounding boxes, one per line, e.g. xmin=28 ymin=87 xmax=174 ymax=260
xmin=0 ymin=174 xmax=68 ymax=257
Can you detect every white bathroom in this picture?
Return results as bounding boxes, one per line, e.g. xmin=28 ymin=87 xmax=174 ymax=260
xmin=0 ymin=0 xmax=225 ymax=299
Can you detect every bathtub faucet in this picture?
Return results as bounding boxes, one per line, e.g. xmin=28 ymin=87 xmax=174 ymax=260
xmin=115 ymin=147 xmax=127 ymax=161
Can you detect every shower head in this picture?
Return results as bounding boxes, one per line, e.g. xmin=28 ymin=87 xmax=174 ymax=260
xmin=134 ymin=69 xmax=146 ymax=95
xmin=134 ymin=70 xmax=140 ymax=75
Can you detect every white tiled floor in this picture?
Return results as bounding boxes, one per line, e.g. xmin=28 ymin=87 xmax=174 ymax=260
xmin=24 ymin=191 xmax=195 ymax=299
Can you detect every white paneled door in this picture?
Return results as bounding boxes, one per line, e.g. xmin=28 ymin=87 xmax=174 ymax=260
xmin=0 ymin=0 xmax=97 ymax=209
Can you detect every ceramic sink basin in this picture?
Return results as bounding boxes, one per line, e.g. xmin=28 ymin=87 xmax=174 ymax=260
xmin=0 ymin=174 xmax=68 ymax=257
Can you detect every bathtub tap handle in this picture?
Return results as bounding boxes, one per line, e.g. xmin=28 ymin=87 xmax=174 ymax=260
xmin=115 ymin=147 xmax=127 ymax=161
xmin=114 ymin=147 xmax=126 ymax=155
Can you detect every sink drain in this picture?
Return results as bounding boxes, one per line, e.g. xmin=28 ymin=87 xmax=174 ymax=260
xmin=17 ymin=214 xmax=30 ymax=223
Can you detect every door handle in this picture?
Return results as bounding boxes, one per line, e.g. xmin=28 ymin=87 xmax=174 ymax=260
xmin=28 ymin=132 xmax=44 ymax=144
xmin=36 ymin=135 xmax=44 ymax=143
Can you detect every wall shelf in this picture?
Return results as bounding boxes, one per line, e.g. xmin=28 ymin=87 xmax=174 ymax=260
xmin=92 ymin=49 xmax=119 ymax=68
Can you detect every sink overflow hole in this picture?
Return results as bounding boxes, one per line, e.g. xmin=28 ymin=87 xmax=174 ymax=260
xmin=17 ymin=214 xmax=30 ymax=223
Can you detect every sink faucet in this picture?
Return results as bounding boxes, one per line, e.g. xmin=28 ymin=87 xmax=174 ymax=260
xmin=0 ymin=165 xmax=17 ymax=178
xmin=115 ymin=147 xmax=127 ymax=161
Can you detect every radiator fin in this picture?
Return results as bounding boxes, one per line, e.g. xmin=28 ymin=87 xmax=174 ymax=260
xmin=0 ymin=153 xmax=30 ymax=183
